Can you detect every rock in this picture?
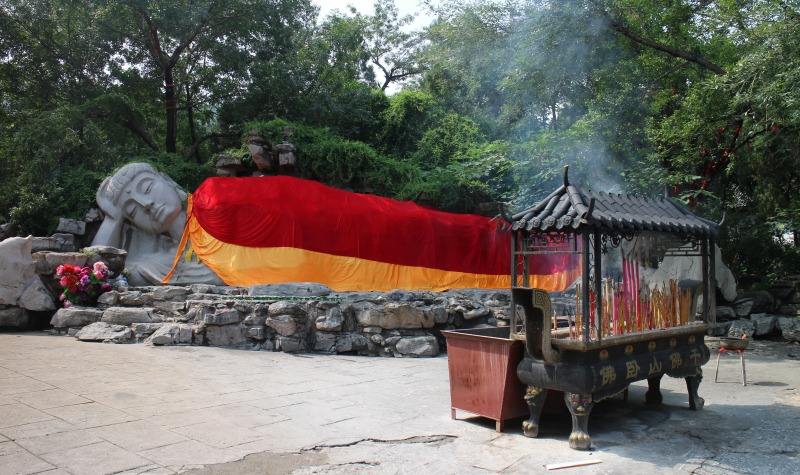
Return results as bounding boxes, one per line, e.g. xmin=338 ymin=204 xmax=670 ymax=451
xmin=18 ymin=275 xmax=55 ymax=311
xmin=715 ymin=306 xmax=736 ymax=321
xmin=370 ymin=333 xmax=384 ymax=345
xmin=395 ymin=336 xmax=439 ymax=357
xmin=145 ymin=323 xmax=193 ymax=345
xmin=266 ymin=315 xmax=297 ymax=336
xmin=119 ymin=291 xmax=152 ymax=306
xmin=335 ymin=333 xmax=368 ymax=353
xmin=97 ymin=291 xmax=119 ymax=306
xmin=81 ymin=246 xmax=127 ymax=275
xmin=733 ymin=299 xmax=754 ymax=317
xmin=56 ymin=218 xmax=86 ymax=235
xmin=101 ymin=307 xmax=155 ymax=325
xmin=190 ymin=284 xmax=215 ymax=294
xmin=356 ymin=303 xmax=433 ymax=329
xmin=50 ymin=307 xmax=104 ymax=328
xmin=0 ymin=306 xmax=28 ymax=328
xmin=203 ymin=308 xmax=241 ymax=325
xmin=249 ymin=283 xmax=331 ymax=297
xmin=777 ymin=316 xmax=798 ymax=333
xmin=313 ymin=332 xmax=337 ymax=353
xmin=243 ymin=305 xmax=269 ymax=326
xmin=205 ymin=324 xmax=246 ymax=346
xmin=75 ymin=322 xmax=132 ymax=343
xmin=131 ymin=322 xmax=164 ymax=339
xmin=315 ymin=307 xmax=343 ymax=332
xmin=737 ymin=290 xmax=774 ymax=313
xmin=152 ymin=286 xmax=189 ymax=301
xmin=777 ymin=304 xmax=798 ymax=316
xmin=275 ymin=335 xmax=304 ymax=352
xmin=750 ymin=313 xmax=778 ymax=336
xmin=0 ymin=223 xmax=13 ymax=240
xmin=728 ymin=319 xmax=755 ymax=339
xmin=464 ymin=307 xmax=490 ymax=320
xmin=246 ymin=326 xmax=266 ymax=340
xmin=425 ymin=306 xmax=448 ymax=325
xmin=154 ymin=300 xmax=186 ymax=314
xmin=84 ymin=208 xmax=103 ymax=223
xmin=31 ymin=234 xmax=76 ymax=252
xmin=268 ymin=301 xmax=306 ymax=318
xmin=0 ymin=237 xmax=35 ymax=306
xmin=31 ymin=251 xmax=87 ymax=276
xmin=706 ymin=321 xmax=732 ymax=337
xmin=784 ymin=329 xmax=800 ymax=343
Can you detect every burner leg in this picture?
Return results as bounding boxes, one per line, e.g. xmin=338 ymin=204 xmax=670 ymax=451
xmin=686 ymin=368 xmax=705 ymax=410
xmin=522 ymin=386 xmax=547 ymax=438
xmin=565 ymin=392 xmax=593 ymax=450
xmin=645 ymin=375 xmax=663 ymax=404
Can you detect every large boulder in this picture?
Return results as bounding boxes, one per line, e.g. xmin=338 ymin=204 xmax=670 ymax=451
xmin=101 ymin=307 xmax=155 ymax=325
xmin=268 ymin=301 xmax=306 ymax=318
xmin=266 ymin=314 xmax=297 ymax=336
xmin=315 ymin=307 xmax=344 ymax=332
xmin=145 ymin=323 xmax=193 ymax=345
xmin=395 ymin=336 xmax=439 ymax=357
xmin=75 ymin=322 xmax=132 ymax=343
xmin=205 ymin=323 xmax=246 ymax=346
xmin=0 ymin=306 xmax=28 ymax=328
xmin=203 ymin=307 xmax=241 ymax=325
xmin=30 ymin=251 xmax=88 ymax=276
xmin=56 ymin=218 xmax=86 ymax=235
xmin=18 ymin=275 xmax=55 ymax=311
xmin=0 ymin=237 xmax=36 ymax=306
xmin=737 ymin=291 xmax=775 ymax=313
xmin=152 ymin=286 xmax=189 ymax=301
xmin=50 ymin=307 xmax=104 ymax=328
xmin=81 ymin=246 xmax=127 ymax=275
xmin=31 ymin=233 xmax=76 ymax=252
xmin=750 ymin=313 xmax=778 ymax=336
xmin=733 ymin=299 xmax=755 ymax=317
xmin=356 ymin=303 xmax=433 ymax=329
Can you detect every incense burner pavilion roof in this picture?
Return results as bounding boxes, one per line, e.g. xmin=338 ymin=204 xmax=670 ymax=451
xmin=511 ymin=167 xmax=719 ymax=237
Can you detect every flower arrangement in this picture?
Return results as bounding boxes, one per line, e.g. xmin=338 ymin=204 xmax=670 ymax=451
xmin=55 ymin=262 xmax=112 ymax=307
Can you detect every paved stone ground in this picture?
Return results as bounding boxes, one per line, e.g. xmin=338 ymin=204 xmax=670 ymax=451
xmin=0 ymin=333 xmax=799 ymax=474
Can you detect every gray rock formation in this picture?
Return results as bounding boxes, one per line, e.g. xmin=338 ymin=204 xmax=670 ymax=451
xmin=50 ymin=307 xmax=104 ymax=328
xmin=145 ymin=323 xmax=192 ymax=345
xmin=101 ymin=307 xmax=155 ymax=325
xmin=75 ymin=322 xmax=132 ymax=343
xmin=396 ymin=336 xmax=439 ymax=357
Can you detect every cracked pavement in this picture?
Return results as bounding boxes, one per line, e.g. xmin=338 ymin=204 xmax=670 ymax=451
xmin=0 ymin=333 xmax=799 ymax=474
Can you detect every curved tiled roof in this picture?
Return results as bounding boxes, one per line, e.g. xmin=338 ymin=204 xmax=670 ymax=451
xmin=511 ymin=166 xmax=719 ymax=237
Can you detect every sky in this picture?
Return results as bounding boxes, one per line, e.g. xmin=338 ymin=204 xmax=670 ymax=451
xmin=312 ymin=0 xmax=435 ymax=30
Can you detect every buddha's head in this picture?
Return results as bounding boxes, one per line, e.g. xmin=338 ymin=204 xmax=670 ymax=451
xmin=95 ymin=163 xmax=186 ymax=238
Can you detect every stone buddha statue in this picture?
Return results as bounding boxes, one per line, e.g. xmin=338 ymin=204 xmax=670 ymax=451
xmin=92 ymin=162 xmax=222 ymax=286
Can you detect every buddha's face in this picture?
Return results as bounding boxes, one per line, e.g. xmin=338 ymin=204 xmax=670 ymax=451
xmin=120 ymin=172 xmax=182 ymax=234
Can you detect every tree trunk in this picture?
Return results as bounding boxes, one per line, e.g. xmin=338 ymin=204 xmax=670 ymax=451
xmin=164 ymin=67 xmax=177 ymax=153
xmin=185 ymin=83 xmax=199 ymax=162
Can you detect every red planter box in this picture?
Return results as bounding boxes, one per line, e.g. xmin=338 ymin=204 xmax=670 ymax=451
xmin=442 ymin=327 xmax=528 ymax=432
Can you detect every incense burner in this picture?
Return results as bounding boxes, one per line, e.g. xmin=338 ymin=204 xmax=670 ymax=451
xmin=509 ymin=166 xmax=718 ymax=450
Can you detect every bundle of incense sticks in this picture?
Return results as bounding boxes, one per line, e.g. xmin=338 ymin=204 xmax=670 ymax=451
xmin=569 ymin=277 xmax=694 ymax=340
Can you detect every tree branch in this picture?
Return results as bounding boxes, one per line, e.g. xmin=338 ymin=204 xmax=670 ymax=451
xmin=594 ymin=3 xmax=725 ymax=75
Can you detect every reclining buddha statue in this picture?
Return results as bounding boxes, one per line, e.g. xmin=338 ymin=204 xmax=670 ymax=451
xmin=91 ymin=162 xmax=222 ymax=286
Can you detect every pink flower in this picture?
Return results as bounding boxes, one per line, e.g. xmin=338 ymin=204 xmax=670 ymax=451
xmin=59 ymin=293 xmax=65 ymax=301
xmin=55 ymin=265 xmax=64 ymax=277
xmin=93 ymin=270 xmax=104 ymax=280
xmin=93 ymin=262 xmax=108 ymax=273
xmin=59 ymin=276 xmax=70 ymax=287
xmin=101 ymin=283 xmax=112 ymax=291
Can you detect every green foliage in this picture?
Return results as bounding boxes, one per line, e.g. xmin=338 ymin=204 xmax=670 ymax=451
xmin=380 ymin=91 xmax=440 ymax=156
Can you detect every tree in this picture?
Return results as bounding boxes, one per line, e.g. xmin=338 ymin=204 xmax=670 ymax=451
xmin=360 ymin=0 xmax=424 ymax=90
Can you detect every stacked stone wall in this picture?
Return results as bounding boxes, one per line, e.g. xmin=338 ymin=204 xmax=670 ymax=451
xmin=49 ymin=283 xmax=512 ymax=357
